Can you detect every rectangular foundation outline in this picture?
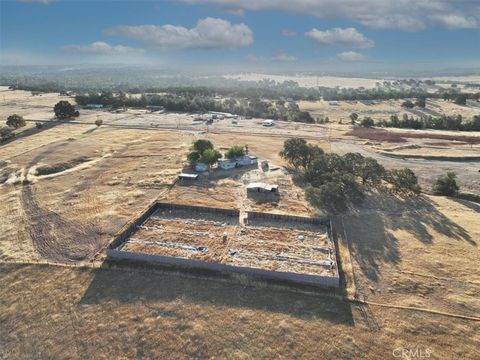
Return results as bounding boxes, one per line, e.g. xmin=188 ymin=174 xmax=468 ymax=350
xmin=107 ymin=202 xmax=340 ymax=288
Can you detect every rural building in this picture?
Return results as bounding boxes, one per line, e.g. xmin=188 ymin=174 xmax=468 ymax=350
xmin=218 ymin=159 xmax=237 ymax=170
xmin=246 ymin=182 xmax=279 ymax=193
xmin=236 ymin=155 xmax=258 ymax=166
xmin=195 ymin=162 xmax=208 ymax=172
xmin=178 ymin=173 xmax=198 ymax=181
xmin=218 ymin=155 xmax=258 ymax=170
xmin=208 ymin=111 xmax=238 ymax=119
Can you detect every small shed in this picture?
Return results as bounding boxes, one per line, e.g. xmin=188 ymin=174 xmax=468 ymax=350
xmin=236 ymin=155 xmax=258 ymax=166
xmin=179 ymin=173 xmax=198 ymax=181
xmin=247 ymin=182 xmax=279 ymax=193
xmin=195 ymin=162 xmax=208 ymax=172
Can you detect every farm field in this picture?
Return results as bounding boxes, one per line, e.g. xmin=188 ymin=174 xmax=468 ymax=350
xmin=0 ymin=90 xmax=479 ymax=359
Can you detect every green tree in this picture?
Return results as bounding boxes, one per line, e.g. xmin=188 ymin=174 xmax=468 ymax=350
xmin=306 ymin=182 xmax=348 ymax=213
xmin=343 ymin=152 xmax=365 ymax=176
xmin=95 ymin=119 xmax=103 ymax=127
xmin=361 ymin=157 xmax=386 ymax=186
xmin=454 ymin=94 xmax=467 ymax=106
xmin=279 ymin=138 xmax=324 ymax=169
xmin=6 ymin=114 xmax=26 ymax=129
xmin=225 ymin=145 xmax=246 ymax=159
xmin=465 ymin=115 xmax=480 ymax=131
xmin=0 ymin=127 xmax=14 ymax=142
xmin=360 ymin=117 xmax=374 ymax=127
xmin=54 ymin=101 xmax=79 ymax=119
xmin=433 ymin=172 xmax=459 ymax=196
xmin=200 ymin=148 xmax=222 ymax=168
xmin=305 ymin=175 xmax=364 ymax=213
xmin=187 ymin=151 xmax=200 ymax=165
xmin=386 ymin=168 xmax=421 ymax=195
xmin=192 ymin=139 xmax=214 ymax=155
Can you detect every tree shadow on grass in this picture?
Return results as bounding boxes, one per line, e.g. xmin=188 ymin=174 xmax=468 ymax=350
xmin=344 ymin=192 xmax=476 ymax=283
xmin=450 ymin=197 xmax=480 ymax=213
xmin=79 ymin=265 xmax=354 ymax=325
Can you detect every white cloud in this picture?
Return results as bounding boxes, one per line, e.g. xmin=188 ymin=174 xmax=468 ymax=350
xmin=281 ymin=29 xmax=297 ymax=37
xmin=429 ymin=14 xmax=478 ymax=29
xmin=271 ymin=53 xmax=297 ymax=62
xmin=179 ymin=0 xmax=480 ymax=31
xmin=246 ymin=54 xmax=266 ymax=62
xmin=247 ymin=52 xmax=296 ymax=62
xmin=224 ymin=8 xmax=245 ymax=16
xmin=306 ymin=27 xmax=374 ymax=48
xmin=336 ymin=51 xmax=366 ymax=62
xmin=63 ymin=41 xmax=145 ymax=55
xmin=106 ymin=17 xmax=253 ymax=51
xmin=17 ymin=0 xmax=51 ymax=3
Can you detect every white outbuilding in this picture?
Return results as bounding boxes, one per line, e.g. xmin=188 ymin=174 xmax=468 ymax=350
xmin=246 ymin=182 xmax=279 ymax=193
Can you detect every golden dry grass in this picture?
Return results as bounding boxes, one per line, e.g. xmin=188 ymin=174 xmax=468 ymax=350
xmin=1 ymin=263 xmax=479 ymax=359
xmin=341 ymin=194 xmax=480 ymax=319
xmin=1 ymin=91 xmax=480 ymax=358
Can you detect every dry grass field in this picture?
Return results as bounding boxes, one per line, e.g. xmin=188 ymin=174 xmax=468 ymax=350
xmin=1 ymin=90 xmax=480 ymax=359
xmin=1 ymin=261 xmax=479 ymax=359
xmin=299 ymin=98 xmax=480 ymax=125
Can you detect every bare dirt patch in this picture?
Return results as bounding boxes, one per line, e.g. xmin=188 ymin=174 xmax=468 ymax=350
xmin=35 ymin=156 xmax=92 ymax=176
xmin=347 ymin=127 xmax=480 ymax=145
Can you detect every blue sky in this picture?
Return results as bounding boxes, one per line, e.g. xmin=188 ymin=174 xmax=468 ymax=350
xmin=1 ymin=0 xmax=479 ymax=73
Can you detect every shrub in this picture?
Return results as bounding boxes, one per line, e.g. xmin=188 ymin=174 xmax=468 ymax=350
xmin=6 ymin=114 xmax=26 ymax=129
xmin=433 ymin=172 xmax=459 ymax=196
xmin=0 ymin=127 xmax=15 ymax=142
xmin=360 ymin=117 xmax=374 ymax=127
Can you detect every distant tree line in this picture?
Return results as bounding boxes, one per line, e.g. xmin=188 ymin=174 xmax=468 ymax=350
xmin=359 ymin=113 xmax=480 ymax=131
xmin=322 ymin=88 xmax=480 ymax=102
xmin=279 ymin=138 xmax=421 ymax=212
xmin=4 ymin=73 xmax=479 ymax=102
xmin=74 ymin=92 xmax=314 ymax=122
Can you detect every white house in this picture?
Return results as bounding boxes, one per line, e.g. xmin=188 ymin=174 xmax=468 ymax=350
xmin=195 ymin=162 xmax=208 ymax=172
xmin=217 ymin=159 xmax=236 ymax=170
xmin=236 ymin=155 xmax=258 ymax=166
xmin=218 ymin=155 xmax=258 ymax=170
